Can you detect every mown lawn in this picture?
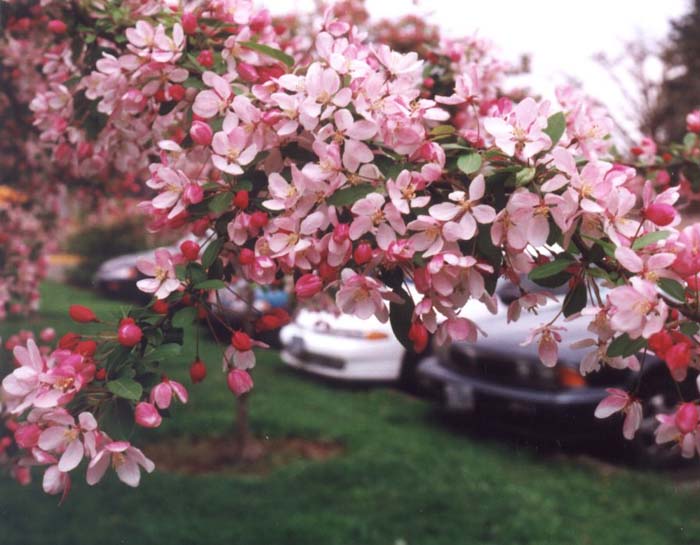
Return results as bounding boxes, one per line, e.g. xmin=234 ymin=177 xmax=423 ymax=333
xmin=0 ymin=281 xmax=698 ymax=545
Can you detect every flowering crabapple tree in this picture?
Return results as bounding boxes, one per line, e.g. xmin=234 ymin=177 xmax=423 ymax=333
xmin=5 ymin=0 xmax=700 ymax=499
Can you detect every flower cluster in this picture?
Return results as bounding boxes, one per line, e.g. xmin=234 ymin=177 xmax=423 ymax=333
xmin=5 ymin=0 xmax=700 ymax=496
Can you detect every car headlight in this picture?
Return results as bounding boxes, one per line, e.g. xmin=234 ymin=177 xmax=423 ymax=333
xmin=101 ymin=266 xmax=137 ymax=280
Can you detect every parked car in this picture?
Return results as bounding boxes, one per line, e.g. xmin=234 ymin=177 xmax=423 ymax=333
xmin=279 ymin=290 xmax=496 ymax=385
xmin=94 ymin=242 xmax=290 ymax=328
xmin=416 ymin=281 xmax=692 ymax=465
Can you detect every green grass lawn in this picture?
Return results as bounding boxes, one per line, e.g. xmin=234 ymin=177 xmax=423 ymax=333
xmin=0 ymin=282 xmax=698 ymax=545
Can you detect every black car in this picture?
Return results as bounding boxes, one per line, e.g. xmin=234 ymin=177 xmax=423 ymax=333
xmin=417 ymin=281 xmax=692 ymax=465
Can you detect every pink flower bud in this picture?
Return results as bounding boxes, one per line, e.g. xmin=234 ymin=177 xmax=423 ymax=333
xmin=227 ymin=369 xmax=254 ymax=397
xmin=118 ymin=323 xmax=143 ymax=347
xmin=666 ymin=343 xmax=691 ymax=381
xmin=181 ymin=12 xmax=198 ymax=34
xmin=353 ymin=242 xmax=373 ymax=265
xmin=295 ymin=273 xmax=323 ymax=299
xmin=333 ymin=223 xmax=350 ymax=243
xmin=183 ymin=183 xmax=204 ymax=205
xmin=190 ymin=359 xmax=207 ymax=383
xmin=687 ymin=110 xmax=700 ymax=133
xmin=237 ymin=62 xmax=259 ymax=83
xmin=14 ymin=423 xmax=41 ymax=449
xmin=239 ymin=248 xmax=255 ymax=265
xmin=40 ymin=327 xmax=56 ymax=343
xmin=644 ymin=203 xmax=676 ymax=226
xmin=189 ymin=121 xmax=212 ymax=146
xmin=134 ymin=402 xmax=162 ymax=428
xmin=675 ymin=403 xmax=699 ymax=434
xmin=408 ymin=322 xmax=429 ymax=353
xmin=47 ymin=19 xmax=67 ymax=34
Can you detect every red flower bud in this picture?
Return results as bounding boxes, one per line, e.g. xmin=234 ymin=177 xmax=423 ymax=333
xmin=69 ymin=305 xmax=98 ymax=323
xmin=152 ymin=300 xmax=169 ymax=315
xmin=353 ymin=242 xmax=373 ymax=265
xmin=250 ymin=211 xmax=268 ymax=229
xmin=319 ymin=262 xmax=338 ymax=283
xmin=168 ymin=84 xmax=186 ymax=102
xmin=134 ymin=402 xmax=162 ymax=428
xmin=231 ymin=331 xmax=253 ymax=352
xmin=644 ymin=203 xmax=676 ymax=227
xmin=47 ymin=19 xmax=67 ymax=34
xmin=675 ymin=402 xmax=699 ymax=434
xmin=648 ymin=330 xmax=673 ymax=357
xmin=227 ymin=369 xmax=253 ymax=397
xmin=408 ymin=322 xmax=429 ymax=353
xmin=665 ymin=343 xmax=691 ymax=381
xmin=75 ymin=340 xmax=97 ymax=357
xmin=197 ymin=50 xmax=214 ymax=68
xmin=237 ymin=61 xmax=259 ymax=83
xmin=192 ymin=218 xmax=210 ymax=237
xmin=95 ymin=368 xmax=107 ymax=381
xmin=189 ymin=359 xmax=207 ymax=383
xmin=181 ymin=11 xmax=198 ymax=34
xmin=189 ymin=120 xmax=213 ymax=146
xmin=180 ymin=240 xmax=200 ymax=261
xmin=295 ymin=273 xmax=323 ymax=299
xmin=255 ymin=308 xmax=291 ymax=332
xmin=234 ymin=190 xmax=249 ymax=209
xmin=239 ymin=248 xmax=255 ymax=265
xmin=423 ymin=77 xmax=435 ymax=88
xmin=118 ymin=323 xmax=143 ymax=347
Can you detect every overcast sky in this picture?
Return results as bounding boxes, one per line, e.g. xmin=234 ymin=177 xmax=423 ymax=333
xmin=267 ymin=0 xmax=691 ymax=139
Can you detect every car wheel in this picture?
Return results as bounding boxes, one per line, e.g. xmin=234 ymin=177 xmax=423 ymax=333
xmin=398 ymin=348 xmax=429 ymax=393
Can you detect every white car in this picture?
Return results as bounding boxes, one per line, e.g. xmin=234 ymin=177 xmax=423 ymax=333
xmin=280 ymin=295 xmax=497 ymax=384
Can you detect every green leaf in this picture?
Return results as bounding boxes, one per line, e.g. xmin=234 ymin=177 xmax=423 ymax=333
xmin=515 ymin=167 xmax=536 ymax=186
xmin=172 ymin=306 xmax=197 ymax=328
xmin=457 ymin=153 xmax=482 ymax=175
xmin=143 ymin=343 xmax=183 ymax=363
xmin=543 ymin=112 xmax=566 ymax=148
xmin=194 ymin=279 xmax=227 ymax=290
xmin=528 ymin=257 xmax=574 ymax=281
xmin=563 ymin=281 xmax=587 ymax=318
xmin=607 ymin=334 xmax=647 ymax=358
xmin=202 ymin=238 xmax=224 ymax=269
xmin=632 ymin=230 xmax=670 ymax=250
xmin=106 ymin=377 xmax=143 ymax=401
xmin=183 ymin=76 xmax=206 ymax=90
xmin=658 ymin=278 xmax=685 ymax=302
xmin=684 ymin=132 xmax=697 ymax=152
xmin=327 ymin=184 xmax=375 ymax=207
xmin=430 ymin=125 xmax=456 ymax=137
xmin=239 ymin=41 xmax=294 ymax=68
xmin=389 ymin=286 xmax=416 ymax=352
xmin=208 ymin=192 xmax=232 ymax=213
xmin=680 ymin=322 xmax=700 ymax=337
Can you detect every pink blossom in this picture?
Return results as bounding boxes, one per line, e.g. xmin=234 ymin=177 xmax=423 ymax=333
xmin=484 ymin=97 xmax=552 ymax=160
xmin=607 ymin=277 xmax=667 ymax=339
xmin=594 ymin=389 xmax=642 ymax=440
xmin=150 ymin=377 xmax=188 ymax=410
xmin=520 ymin=324 xmax=566 ymax=367
xmin=37 ymin=412 xmax=98 ymax=472
xmin=429 ymin=175 xmax=495 ymax=241
xmin=87 ymin=440 xmax=155 ymax=487
xmin=211 ymin=127 xmax=258 ymax=175
xmin=136 ymin=249 xmax=182 ymax=299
